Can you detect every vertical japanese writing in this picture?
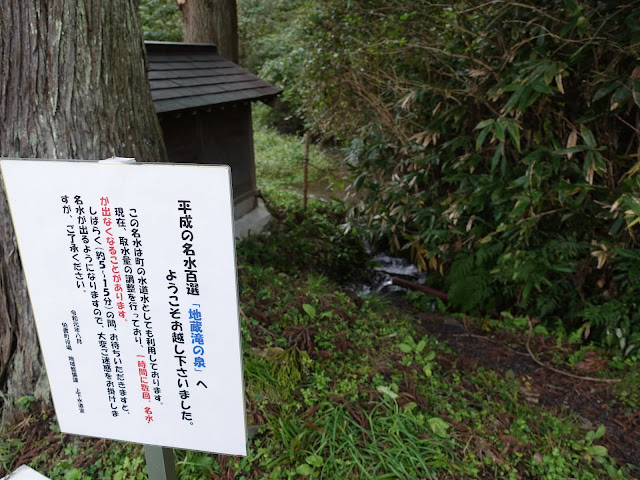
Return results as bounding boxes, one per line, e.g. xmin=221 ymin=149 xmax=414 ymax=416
xmin=110 ymin=332 xmax=126 ymax=413
xmin=68 ymin=356 xmax=78 ymax=382
xmin=90 ymin=205 xmax=106 ymax=327
xmin=71 ymin=310 xmax=82 ymax=345
xmin=76 ymin=388 xmax=85 ymax=413
xmin=56 ymin=186 xmax=224 ymax=429
xmin=2 ymin=160 xmax=252 ymax=452
xmin=62 ymin=322 xmax=72 ymax=350
xmin=61 ymin=195 xmax=84 ymax=290
xmin=167 ymin=270 xmax=193 ymax=423
xmin=76 ymin=196 xmax=93 ymax=298
xmin=98 ymin=332 xmax=115 ymax=416
xmin=129 ymin=209 xmax=162 ymax=403
xmin=178 ymin=200 xmax=199 ymax=295
xmin=137 ymin=355 xmax=153 ymax=423
xmin=61 ymin=194 xmax=131 ymax=417
xmin=98 ymin=197 xmax=129 ymax=417
xmin=121 ymin=221 xmax=141 ymax=347
xmin=108 ymin=208 xmax=163 ymax=424
xmin=101 ymin=197 xmax=126 ymax=322
xmin=189 ymin=305 xmax=206 ymax=371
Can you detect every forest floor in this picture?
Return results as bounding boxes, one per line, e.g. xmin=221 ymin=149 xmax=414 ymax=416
xmin=2 ymin=301 xmax=638 ymax=478
xmin=253 ymin=120 xmax=640 ymax=473
xmin=417 ymin=310 xmax=640 ymax=470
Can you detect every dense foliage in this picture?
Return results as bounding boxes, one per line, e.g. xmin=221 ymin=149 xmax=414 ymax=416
xmin=238 ymin=192 xmax=368 ymax=283
xmin=238 ymin=0 xmax=312 ymax=132
xmin=290 ymin=1 xmax=640 ymax=351
xmin=139 ymin=0 xmax=183 ymax=42
xmin=137 ymin=1 xmax=640 ymax=347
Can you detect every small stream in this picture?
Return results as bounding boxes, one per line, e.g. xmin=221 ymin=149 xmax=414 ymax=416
xmin=283 ymin=183 xmax=426 ymax=296
xmin=360 ymin=253 xmax=427 ymax=295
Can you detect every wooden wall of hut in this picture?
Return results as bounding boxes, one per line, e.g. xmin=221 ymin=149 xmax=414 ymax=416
xmin=159 ymin=103 xmax=257 ymax=218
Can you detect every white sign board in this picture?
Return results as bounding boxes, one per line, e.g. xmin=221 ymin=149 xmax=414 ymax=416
xmin=1 ymin=465 xmax=51 ymax=480
xmin=0 ymin=160 xmax=246 ymax=455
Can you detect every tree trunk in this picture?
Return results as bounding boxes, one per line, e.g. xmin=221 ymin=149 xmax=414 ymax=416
xmin=0 ymin=0 xmax=167 ymax=425
xmin=213 ymin=0 xmax=239 ymax=64
xmin=178 ymin=0 xmax=238 ymax=63
xmin=179 ymin=0 xmax=216 ymax=43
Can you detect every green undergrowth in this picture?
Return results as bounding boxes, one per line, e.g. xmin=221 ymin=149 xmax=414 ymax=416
xmin=1 ymin=192 xmax=636 ymax=479
xmin=253 ymin=103 xmax=338 ymax=193
xmin=233 ymin=261 xmax=632 ymax=480
xmin=237 ymin=192 xmax=368 ymax=284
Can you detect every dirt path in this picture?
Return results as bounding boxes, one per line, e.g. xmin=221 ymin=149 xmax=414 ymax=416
xmin=418 ymin=311 xmax=640 ymax=471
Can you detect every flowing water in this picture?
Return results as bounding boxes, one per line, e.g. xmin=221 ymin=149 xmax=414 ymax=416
xmin=282 ymin=182 xmax=424 ymax=296
xmin=360 ymin=253 xmax=427 ymax=295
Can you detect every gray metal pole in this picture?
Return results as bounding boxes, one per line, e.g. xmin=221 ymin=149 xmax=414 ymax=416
xmin=144 ymin=446 xmax=177 ymax=480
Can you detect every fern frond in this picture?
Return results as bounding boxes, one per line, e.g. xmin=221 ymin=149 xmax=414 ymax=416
xmin=447 ymin=254 xmax=474 ymax=285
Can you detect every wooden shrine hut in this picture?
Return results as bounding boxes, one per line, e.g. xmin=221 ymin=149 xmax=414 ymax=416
xmin=145 ymin=41 xmax=281 ymax=229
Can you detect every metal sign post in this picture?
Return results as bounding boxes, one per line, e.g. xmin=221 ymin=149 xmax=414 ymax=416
xmin=144 ymin=446 xmax=177 ymax=480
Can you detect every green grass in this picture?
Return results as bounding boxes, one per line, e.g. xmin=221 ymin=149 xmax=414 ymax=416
xmin=253 ymin=103 xmax=339 ymax=192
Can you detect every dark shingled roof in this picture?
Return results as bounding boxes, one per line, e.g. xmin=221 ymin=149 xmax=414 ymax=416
xmin=145 ymin=41 xmax=281 ymax=114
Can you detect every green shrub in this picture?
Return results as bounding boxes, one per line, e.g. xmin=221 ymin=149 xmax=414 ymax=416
xmin=294 ymin=0 xmax=640 ymax=342
xmin=238 ymin=0 xmax=313 ymax=131
xmin=237 ymin=190 xmax=368 ymax=282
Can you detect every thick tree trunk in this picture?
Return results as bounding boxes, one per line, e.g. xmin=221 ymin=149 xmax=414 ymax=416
xmin=178 ymin=0 xmax=238 ymax=63
xmin=213 ymin=0 xmax=239 ymax=64
xmin=0 ymin=0 xmax=167 ymax=424
xmin=179 ymin=0 xmax=216 ymax=43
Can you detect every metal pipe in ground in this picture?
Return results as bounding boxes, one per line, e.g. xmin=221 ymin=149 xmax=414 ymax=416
xmin=391 ymin=276 xmax=448 ymax=302
xmin=303 ymin=131 xmax=310 ymax=211
xmin=144 ymin=445 xmax=177 ymax=480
